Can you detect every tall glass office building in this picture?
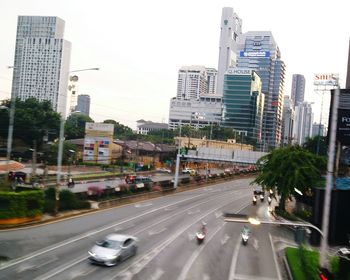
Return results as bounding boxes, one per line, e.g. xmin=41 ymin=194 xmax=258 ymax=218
xmin=222 ymin=68 xmax=264 ymax=143
xmin=237 ymin=31 xmax=286 ymax=149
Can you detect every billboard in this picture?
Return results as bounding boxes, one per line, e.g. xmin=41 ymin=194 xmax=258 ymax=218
xmin=314 ymin=73 xmax=339 ymax=86
xmin=83 ymin=122 xmax=114 ymax=164
xmin=328 ymin=89 xmax=350 ymax=145
xmin=239 ymin=51 xmax=270 ymax=58
xmin=226 ymin=68 xmax=252 ymax=75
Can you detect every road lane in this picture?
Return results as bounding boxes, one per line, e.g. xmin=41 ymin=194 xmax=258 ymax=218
xmin=0 ymin=179 xmax=252 ymax=279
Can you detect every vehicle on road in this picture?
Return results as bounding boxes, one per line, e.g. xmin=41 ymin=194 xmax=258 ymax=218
xmin=88 ymin=234 xmax=137 ymax=266
xmin=241 ymin=226 xmax=250 ymax=245
xmin=182 ymin=167 xmax=195 ymax=174
xmin=252 ymin=195 xmax=257 ymax=205
xmin=156 ymin=167 xmax=171 ymax=174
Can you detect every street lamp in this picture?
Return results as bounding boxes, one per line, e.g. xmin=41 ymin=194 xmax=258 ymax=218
xmin=55 ymin=67 xmax=99 ymax=215
xmin=223 ymin=213 xmax=325 ymax=238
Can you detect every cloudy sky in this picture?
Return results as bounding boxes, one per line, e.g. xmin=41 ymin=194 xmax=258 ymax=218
xmin=0 ymin=0 xmax=349 ymax=129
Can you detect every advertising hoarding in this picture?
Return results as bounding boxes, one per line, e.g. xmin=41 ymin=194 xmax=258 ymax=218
xmin=83 ymin=122 xmax=114 ymax=164
xmin=239 ymin=51 xmax=270 ymax=57
xmin=314 ymin=73 xmax=339 ymax=86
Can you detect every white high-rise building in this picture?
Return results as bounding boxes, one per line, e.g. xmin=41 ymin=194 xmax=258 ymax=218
xmin=11 ymin=16 xmax=71 ymax=117
xmin=216 ymin=7 xmax=242 ymax=97
xmin=282 ymin=96 xmax=295 ymax=145
xmin=293 ymin=102 xmax=313 ymax=145
xmin=169 ymin=66 xmax=221 ymax=129
xmin=176 ymin=66 xmax=208 ymax=100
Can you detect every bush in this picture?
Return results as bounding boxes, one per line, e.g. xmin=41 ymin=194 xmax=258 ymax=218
xmin=0 ymin=190 xmax=44 ymax=219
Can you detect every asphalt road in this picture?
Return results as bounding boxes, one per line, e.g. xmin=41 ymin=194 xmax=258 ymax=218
xmin=0 ymin=178 xmax=294 ymax=280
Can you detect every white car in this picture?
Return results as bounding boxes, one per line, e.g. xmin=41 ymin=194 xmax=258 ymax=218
xmin=88 ymin=234 xmax=137 ymax=266
xmin=182 ymin=168 xmax=194 ymax=174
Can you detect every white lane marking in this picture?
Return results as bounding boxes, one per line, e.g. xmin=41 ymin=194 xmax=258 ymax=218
xmin=269 ymin=233 xmax=282 ymax=280
xmin=187 ymin=209 xmax=200 ymax=215
xmin=16 ymin=256 xmax=58 ymax=272
xmin=202 ymin=273 xmax=210 ymax=280
xmin=164 ymin=206 xmax=177 ymax=211
xmin=33 ymin=255 xmax=87 ymax=280
xmin=215 ymin=211 xmax=222 ymax=218
xmin=148 ymin=228 xmax=167 ymax=236
xmin=234 ymin=274 xmax=278 ymax=280
xmin=0 ymin=192 xmax=207 ymax=271
xmin=148 ymin=268 xmax=164 ymax=280
xmin=177 ymin=225 xmax=223 ymax=280
xmin=252 ymin=238 xmax=259 ymax=250
xmin=221 ymin=234 xmax=230 ymax=245
xmin=135 ymin=202 xmax=153 ymax=208
xmin=69 ymin=266 xmax=97 ymax=279
xmin=110 ymin=197 xmax=250 ymax=280
xmin=228 ymin=236 xmax=242 ymax=280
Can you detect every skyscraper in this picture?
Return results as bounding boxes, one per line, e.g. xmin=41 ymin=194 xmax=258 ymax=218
xmin=75 ymin=94 xmax=91 ymax=116
xmin=293 ymin=102 xmax=313 ymax=145
xmin=216 ymin=7 xmax=242 ymax=97
xmin=282 ymin=96 xmax=295 ymax=145
xmin=291 ymin=74 xmax=305 ymax=107
xmin=11 ymin=16 xmax=71 ymax=116
xmin=176 ymin=66 xmax=208 ymax=100
xmin=237 ymin=31 xmax=286 ymax=148
xmin=168 ymin=66 xmax=221 ymax=130
xmin=222 ymin=68 xmax=264 ymax=144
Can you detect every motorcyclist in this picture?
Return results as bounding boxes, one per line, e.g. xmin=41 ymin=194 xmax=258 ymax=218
xmin=242 ymin=225 xmax=251 ymax=235
xmin=200 ymin=222 xmax=207 ymax=234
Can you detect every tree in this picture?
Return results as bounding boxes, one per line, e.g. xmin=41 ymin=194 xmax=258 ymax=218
xmin=252 ymin=145 xmax=326 ymax=211
xmin=303 ymin=135 xmax=328 ymax=156
xmin=0 ymin=98 xmax=60 ymax=149
xmin=65 ymin=114 xmax=94 ymax=139
xmin=103 ymin=119 xmax=133 ymax=139
xmin=45 ymin=141 xmax=77 ymax=165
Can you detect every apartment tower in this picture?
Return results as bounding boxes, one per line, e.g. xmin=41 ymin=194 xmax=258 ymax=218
xmin=11 ymin=16 xmax=71 ymax=117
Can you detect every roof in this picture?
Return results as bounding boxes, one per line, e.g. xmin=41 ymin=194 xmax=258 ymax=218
xmin=106 ymin=234 xmax=135 ymax=242
xmin=113 ymin=140 xmax=176 ymax=153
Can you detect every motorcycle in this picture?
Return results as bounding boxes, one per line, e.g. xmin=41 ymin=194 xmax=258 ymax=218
xmin=252 ymin=196 xmax=257 ymax=205
xmin=196 ymin=224 xmax=207 ymax=244
xmin=241 ymin=229 xmax=250 ymax=245
xmin=260 ymin=194 xmax=264 ymax=202
xmin=196 ymin=231 xmax=206 ymax=244
xmin=268 ymin=196 xmax=272 ymax=205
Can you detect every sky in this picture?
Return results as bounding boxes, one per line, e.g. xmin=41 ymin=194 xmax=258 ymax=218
xmin=0 ymin=0 xmax=349 ymax=130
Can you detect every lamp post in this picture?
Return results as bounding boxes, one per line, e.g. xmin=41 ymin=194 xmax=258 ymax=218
xmin=55 ymin=67 xmax=99 ymax=215
xmin=5 ymin=66 xmax=16 ymax=176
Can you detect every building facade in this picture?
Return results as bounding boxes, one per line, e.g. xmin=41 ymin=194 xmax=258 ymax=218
xmin=75 ymin=94 xmax=91 ymax=116
xmin=11 ymin=16 xmax=71 ymax=117
xmin=216 ymin=7 xmax=242 ymax=97
xmin=237 ymin=31 xmax=286 ymax=148
xmin=293 ymin=102 xmax=313 ymax=145
xmin=176 ymin=66 xmax=208 ymax=100
xmin=311 ymin=122 xmax=325 ymax=137
xmin=222 ymin=68 xmax=264 ymax=144
xmin=168 ymin=96 xmax=222 ymax=130
xmin=282 ymin=95 xmax=295 ymax=145
xmin=291 ymin=74 xmax=305 ymax=107
xmin=169 ymin=65 xmax=221 ymax=129
xmin=136 ymin=120 xmax=168 ymax=135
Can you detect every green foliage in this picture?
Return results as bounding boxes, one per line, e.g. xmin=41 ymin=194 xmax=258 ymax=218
xmin=0 ymin=98 xmax=60 ymax=148
xmin=45 ymin=141 xmax=77 ymax=165
xmin=303 ymin=135 xmax=328 ymax=156
xmin=44 ymin=188 xmax=90 ymax=213
xmin=0 ymin=190 xmax=44 ymax=219
xmin=103 ymin=119 xmax=133 ymax=140
xmin=65 ymin=113 xmax=94 ymax=139
xmin=252 ymin=145 xmax=326 ymax=211
xmin=286 ymin=246 xmax=319 ymax=280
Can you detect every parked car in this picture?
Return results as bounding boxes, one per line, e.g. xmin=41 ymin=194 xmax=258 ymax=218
xmin=156 ymin=167 xmax=171 ymax=174
xmin=88 ymin=234 xmax=137 ymax=266
xmin=182 ymin=167 xmax=195 ymax=174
